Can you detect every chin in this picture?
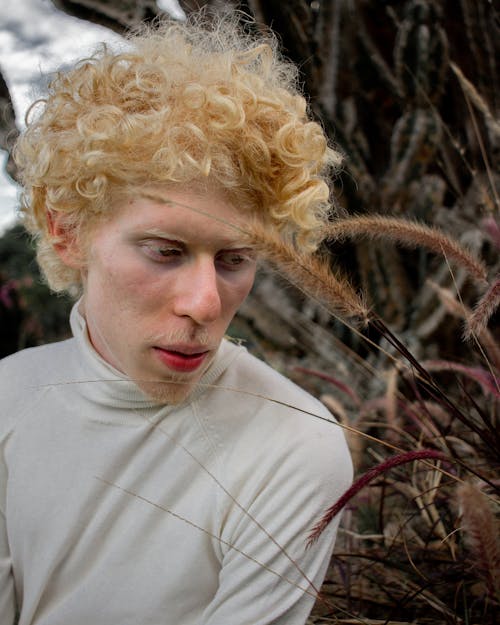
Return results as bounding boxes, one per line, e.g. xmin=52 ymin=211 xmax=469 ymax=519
xmin=136 ymin=378 xmax=199 ymax=406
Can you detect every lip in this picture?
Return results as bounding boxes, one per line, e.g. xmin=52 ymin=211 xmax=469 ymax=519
xmin=153 ymin=346 xmax=210 ymax=373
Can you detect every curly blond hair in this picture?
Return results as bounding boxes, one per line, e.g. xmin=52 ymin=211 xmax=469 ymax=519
xmin=14 ymin=11 xmax=342 ymax=293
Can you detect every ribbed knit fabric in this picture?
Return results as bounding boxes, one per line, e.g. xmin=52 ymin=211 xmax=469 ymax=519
xmin=0 ymin=304 xmax=353 ymax=625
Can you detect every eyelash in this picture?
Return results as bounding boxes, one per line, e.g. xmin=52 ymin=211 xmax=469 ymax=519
xmin=141 ymin=243 xmax=182 ymax=261
xmin=217 ymin=251 xmax=249 ymax=268
xmin=140 ymin=242 xmax=253 ymax=270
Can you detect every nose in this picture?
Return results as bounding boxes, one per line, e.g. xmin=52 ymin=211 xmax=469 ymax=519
xmin=173 ymin=258 xmax=222 ymax=325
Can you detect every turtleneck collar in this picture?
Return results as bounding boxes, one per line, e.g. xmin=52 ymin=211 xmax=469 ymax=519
xmin=68 ymin=301 xmax=244 ymax=421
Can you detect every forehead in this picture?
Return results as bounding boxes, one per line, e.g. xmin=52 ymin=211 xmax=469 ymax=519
xmin=103 ymin=186 xmax=251 ymax=246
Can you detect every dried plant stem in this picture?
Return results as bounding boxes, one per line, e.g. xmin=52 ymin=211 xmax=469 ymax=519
xmin=373 ymin=462 xmax=452 ymax=551
xmin=465 ymin=277 xmax=500 ymax=341
xmin=294 ymin=366 xmax=362 ymax=407
xmin=385 ymin=367 xmax=399 ymax=445
xmin=326 ymin=621 xmax=416 ymax=625
xmin=140 ymin=415 xmax=320 ymax=595
xmin=461 ymin=80 xmax=500 ymax=213
xmin=324 ymin=216 xmax=489 ymax=285
xmin=457 ymin=481 xmax=500 ymax=599
xmin=247 ymin=221 xmax=370 ymax=324
xmin=307 ymin=450 xmax=446 ymax=546
xmin=411 ymin=462 xmax=451 ymax=548
xmin=142 ymin=194 xmax=371 ymax=325
xmin=422 ymin=359 xmax=500 ymax=398
xmin=389 ymin=575 xmax=465 ymax=621
xmin=428 ymin=280 xmax=500 ymax=371
xmin=97 ymin=477 xmax=322 ymax=600
xmin=404 ymin=401 xmax=448 ymax=440
xmin=98 ymin=475 xmax=373 ymax=623
xmin=45 ymin=377 xmax=488 ymax=503
xmin=450 ymin=62 xmax=500 ymax=140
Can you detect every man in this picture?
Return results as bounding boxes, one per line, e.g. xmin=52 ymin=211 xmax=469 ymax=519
xmin=0 ymin=13 xmax=352 ymax=625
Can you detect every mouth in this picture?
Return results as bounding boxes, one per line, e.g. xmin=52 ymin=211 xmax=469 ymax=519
xmin=153 ymin=345 xmax=211 ymax=373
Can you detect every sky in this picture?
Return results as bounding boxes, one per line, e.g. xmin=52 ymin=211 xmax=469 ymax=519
xmin=0 ymin=0 xmax=183 ymax=233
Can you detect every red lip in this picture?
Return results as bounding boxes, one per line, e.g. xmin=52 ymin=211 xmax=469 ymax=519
xmin=153 ymin=347 xmax=209 ymax=372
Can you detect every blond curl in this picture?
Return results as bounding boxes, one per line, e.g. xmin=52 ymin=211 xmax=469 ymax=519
xmin=14 ymin=11 xmax=342 ymax=293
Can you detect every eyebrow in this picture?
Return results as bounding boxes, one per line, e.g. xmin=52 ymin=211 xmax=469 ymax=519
xmin=139 ymin=228 xmax=254 ymax=250
xmin=140 ymin=228 xmax=186 ymax=242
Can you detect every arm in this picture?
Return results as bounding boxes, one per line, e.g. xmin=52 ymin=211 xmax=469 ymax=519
xmin=202 ymin=415 xmax=353 ymax=625
xmin=0 ymin=357 xmax=19 ymax=624
xmin=0 ymin=452 xmax=16 ymax=624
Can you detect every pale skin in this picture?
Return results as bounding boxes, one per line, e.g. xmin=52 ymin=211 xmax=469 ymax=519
xmin=50 ymin=186 xmax=257 ymax=404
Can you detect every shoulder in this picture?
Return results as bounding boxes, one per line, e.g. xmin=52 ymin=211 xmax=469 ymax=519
xmin=0 ymin=339 xmax=76 ymax=432
xmin=0 ymin=339 xmax=75 ymax=384
xmin=215 ymin=344 xmax=339 ymax=433
xmin=200 ymin=346 xmax=353 ymax=549
xmin=202 ymin=344 xmax=353 ymax=490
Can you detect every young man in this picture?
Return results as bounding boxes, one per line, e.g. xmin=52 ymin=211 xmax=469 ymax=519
xmin=0 ymin=14 xmax=352 ymax=625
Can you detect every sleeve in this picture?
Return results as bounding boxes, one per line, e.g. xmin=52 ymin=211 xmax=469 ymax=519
xmin=201 ymin=410 xmax=353 ymax=625
xmin=0 ymin=359 xmax=18 ymax=624
xmin=0 ymin=508 xmax=16 ymax=625
xmin=0 ymin=440 xmax=16 ymax=623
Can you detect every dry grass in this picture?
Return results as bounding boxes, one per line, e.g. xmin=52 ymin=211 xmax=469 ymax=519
xmin=2 ymin=3 xmax=499 ymax=624
xmin=324 ymin=216 xmax=489 ymax=285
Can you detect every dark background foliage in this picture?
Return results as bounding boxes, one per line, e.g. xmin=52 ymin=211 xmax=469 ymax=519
xmin=0 ymin=2 xmax=498 ymax=623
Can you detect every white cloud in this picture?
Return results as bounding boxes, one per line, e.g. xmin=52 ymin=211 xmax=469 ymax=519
xmin=0 ymin=151 xmax=19 ymax=235
xmin=157 ymin=0 xmax=185 ymax=20
xmin=0 ymin=0 xmax=124 ymax=232
xmin=0 ymin=0 xmax=186 ymax=233
xmin=0 ymin=0 xmax=124 ymax=124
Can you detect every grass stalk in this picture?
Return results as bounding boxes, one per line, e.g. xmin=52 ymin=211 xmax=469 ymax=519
xmin=324 ymin=216 xmax=489 ymax=285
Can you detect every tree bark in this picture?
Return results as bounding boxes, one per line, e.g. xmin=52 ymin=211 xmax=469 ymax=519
xmin=0 ymin=67 xmax=19 ymax=181
xmin=50 ymin=0 xmax=162 ymax=32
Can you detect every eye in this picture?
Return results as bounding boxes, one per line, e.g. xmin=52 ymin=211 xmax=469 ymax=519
xmin=216 ymin=249 xmax=255 ymax=270
xmin=140 ymin=240 xmax=183 ymax=262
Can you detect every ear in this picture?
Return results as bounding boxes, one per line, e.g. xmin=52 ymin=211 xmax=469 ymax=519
xmin=46 ymin=210 xmax=85 ymax=270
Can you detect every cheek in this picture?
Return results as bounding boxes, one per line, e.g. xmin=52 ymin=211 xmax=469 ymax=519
xmin=223 ymin=271 xmax=255 ymax=314
xmin=94 ymin=252 xmax=157 ymax=302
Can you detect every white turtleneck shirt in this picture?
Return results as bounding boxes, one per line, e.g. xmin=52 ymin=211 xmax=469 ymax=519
xmin=0 ymin=304 xmax=353 ymax=625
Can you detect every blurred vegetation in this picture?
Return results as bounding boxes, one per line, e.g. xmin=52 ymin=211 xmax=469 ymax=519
xmin=0 ymin=1 xmax=498 ymax=623
xmin=0 ymin=224 xmax=72 ymax=357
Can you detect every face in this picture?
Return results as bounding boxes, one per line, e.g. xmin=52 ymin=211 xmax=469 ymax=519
xmin=72 ymin=187 xmax=257 ymax=404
